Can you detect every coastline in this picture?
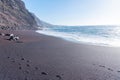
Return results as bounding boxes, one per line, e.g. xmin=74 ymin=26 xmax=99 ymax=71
xmin=36 ymin=30 xmax=120 ymax=48
xmin=0 ymin=30 xmax=120 ymax=80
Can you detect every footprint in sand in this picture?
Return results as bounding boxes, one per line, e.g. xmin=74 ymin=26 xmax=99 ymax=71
xmin=117 ymin=71 xmax=120 ymax=73
xmin=35 ymin=67 xmax=38 ymax=70
xmin=18 ymin=63 xmax=21 ymax=65
xmin=21 ymin=58 xmax=25 ymax=60
xmin=10 ymin=58 xmax=15 ymax=63
xmin=107 ymin=68 xmax=113 ymax=71
xmin=99 ymin=65 xmax=105 ymax=68
xmin=25 ymin=70 xmax=29 ymax=74
xmin=24 ymin=78 xmax=28 ymax=80
xmin=41 ymin=72 xmax=48 ymax=75
xmin=26 ymin=60 xmax=30 ymax=63
xmin=11 ymin=60 xmax=15 ymax=63
xmin=26 ymin=64 xmax=30 ymax=67
xmin=7 ymin=57 xmax=10 ymax=59
xmin=97 ymin=64 xmax=114 ymax=72
xmin=92 ymin=64 xmax=96 ymax=66
xmin=56 ymin=75 xmax=62 ymax=80
xmin=19 ymin=66 xmax=22 ymax=70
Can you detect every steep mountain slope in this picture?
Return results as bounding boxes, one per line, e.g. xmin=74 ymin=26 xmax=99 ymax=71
xmin=0 ymin=0 xmax=39 ymax=30
xmin=32 ymin=13 xmax=53 ymax=29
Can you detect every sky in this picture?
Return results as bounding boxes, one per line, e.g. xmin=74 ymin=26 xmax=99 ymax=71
xmin=23 ymin=0 xmax=120 ymax=26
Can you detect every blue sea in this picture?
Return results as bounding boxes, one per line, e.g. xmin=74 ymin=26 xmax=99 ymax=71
xmin=36 ymin=25 xmax=120 ymax=47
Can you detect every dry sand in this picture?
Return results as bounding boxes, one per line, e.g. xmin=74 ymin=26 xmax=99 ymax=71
xmin=0 ymin=30 xmax=120 ymax=80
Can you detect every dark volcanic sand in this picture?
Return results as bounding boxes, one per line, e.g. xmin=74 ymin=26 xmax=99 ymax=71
xmin=0 ymin=30 xmax=120 ymax=80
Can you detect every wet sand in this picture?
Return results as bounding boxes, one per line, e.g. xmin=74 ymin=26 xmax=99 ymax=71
xmin=0 ymin=30 xmax=120 ymax=80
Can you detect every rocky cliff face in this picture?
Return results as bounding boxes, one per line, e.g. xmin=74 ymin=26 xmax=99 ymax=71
xmin=0 ymin=0 xmax=39 ymax=30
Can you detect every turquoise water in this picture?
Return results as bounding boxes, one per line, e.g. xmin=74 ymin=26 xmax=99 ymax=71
xmin=37 ymin=25 xmax=120 ymax=47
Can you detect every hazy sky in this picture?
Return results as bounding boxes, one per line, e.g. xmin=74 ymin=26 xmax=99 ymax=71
xmin=23 ymin=0 xmax=120 ymax=26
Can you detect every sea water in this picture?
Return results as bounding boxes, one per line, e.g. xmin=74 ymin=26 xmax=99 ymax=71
xmin=36 ymin=25 xmax=120 ymax=47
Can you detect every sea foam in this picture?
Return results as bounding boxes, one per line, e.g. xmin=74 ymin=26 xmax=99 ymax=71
xmin=36 ymin=26 xmax=120 ymax=47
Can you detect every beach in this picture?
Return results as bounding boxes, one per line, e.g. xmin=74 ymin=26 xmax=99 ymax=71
xmin=0 ymin=30 xmax=120 ymax=80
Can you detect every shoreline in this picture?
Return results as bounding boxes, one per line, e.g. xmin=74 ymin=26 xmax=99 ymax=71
xmin=0 ymin=30 xmax=120 ymax=80
xmin=36 ymin=30 xmax=120 ymax=48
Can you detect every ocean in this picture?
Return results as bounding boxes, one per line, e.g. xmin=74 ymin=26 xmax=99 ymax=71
xmin=36 ymin=25 xmax=120 ymax=47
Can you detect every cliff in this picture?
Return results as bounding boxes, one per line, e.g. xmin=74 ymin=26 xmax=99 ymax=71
xmin=0 ymin=0 xmax=39 ymax=30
